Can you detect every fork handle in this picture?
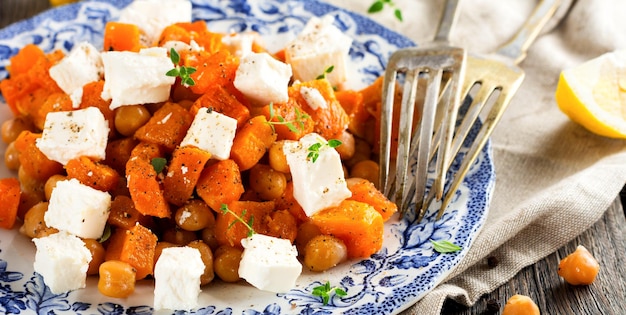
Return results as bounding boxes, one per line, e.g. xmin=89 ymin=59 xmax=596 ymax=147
xmin=433 ymin=0 xmax=462 ymax=43
xmin=495 ymin=0 xmax=562 ymax=64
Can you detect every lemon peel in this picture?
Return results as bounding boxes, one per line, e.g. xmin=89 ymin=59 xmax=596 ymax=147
xmin=555 ymin=50 xmax=626 ymax=139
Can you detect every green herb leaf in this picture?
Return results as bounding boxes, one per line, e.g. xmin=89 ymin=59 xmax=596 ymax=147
xmin=307 ymin=139 xmax=342 ymax=163
xmin=368 ymin=1 xmax=384 ymax=13
xmin=316 ymin=65 xmax=335 ymax=80
xmin=265 ymin=103 xmax=310 ymax=134
xmin=167 ymin=47 xmax=196 ymax=86
xmin=394 ymin=9 xmax=403 ymax=21
xmin=220 ymin=204 xmax=255 ymax=237
xmin=430 ymin=239 xmax=462 ymax=253
xmin=151 ymin=157 xmax=167 ymax=173
xmin=312 ymin=281 xmax=347 ymax=305
xmin=98 ymin=224 xmax=112 ymax=243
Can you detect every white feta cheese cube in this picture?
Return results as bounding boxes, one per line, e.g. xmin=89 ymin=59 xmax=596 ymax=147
xmin=100 ymin=48 xmax=176 ymax=109
xmin=154 ymin=246 xmax=204 ymax=311
xmin=300 ymin=86 xmax=327 ymax=110
xmin=239 ymin=234 xmax=302 ymax=293
xmin=283 ymin=133 xmax=351 ymax=216
xmin=222 ymin=31 xmax=262 ymax=57
xmin=33 ymin=231 xmax=92 ymax=294
xmin=234 ymin=52 xmax=292 ymax=105
xmin=285 ymin=15 xmax=352 ymax=87
xmin=161 ymin=40 xmax=203 ymax=55
xmin=44 ymin=178 xmax=111 ymax=239
xmin=35 ymin=107 xmax=109 ymax=165
xmin=118 ymin=0 xmax=192 ymax=45
xmin=180 ymin=109 xmax=237 ymax=160
xmin=49 ymin=41 xmax=103 ymax=108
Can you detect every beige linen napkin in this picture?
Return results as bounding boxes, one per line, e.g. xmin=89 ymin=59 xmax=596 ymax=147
xmin=326 ymin=0 xmax=626 ymax=313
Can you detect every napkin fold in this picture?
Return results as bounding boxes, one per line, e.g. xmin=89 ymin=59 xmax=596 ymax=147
xmin=326 ymin=0 xmax=626 ymax=313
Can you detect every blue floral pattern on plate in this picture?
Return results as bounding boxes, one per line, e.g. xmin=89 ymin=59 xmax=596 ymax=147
xmin=0 ymin=1 xmax=495 ymax=314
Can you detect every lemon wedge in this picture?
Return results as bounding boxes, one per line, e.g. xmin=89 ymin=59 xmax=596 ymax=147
xmin=555 ymin=50 xmax=626 ymax=138
xmin=49 ymin=0 xmax=79 ymax=6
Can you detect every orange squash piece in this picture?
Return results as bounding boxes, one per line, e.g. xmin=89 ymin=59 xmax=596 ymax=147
xmin=32 ymin=92 xmax=73 ymax=130
xmin=126 ymin=146 xmax=170 ymax=218
xmin=230 ymin=115 xmax=277 ymax=171
xmin=66 ymin=156 xmax=121 ymax=192
xmin=134 ymin=102 xmax=193 ymax=153
xmin=0 ymin=178 xmax=21 ymax=229
xmin=289 ymin=79 xmax=350 ymax=140
xmin=163 ymin=146 xmax=212 ymax=206
xmin=274 ymin=181 xmax=307 ymax=223
xmin=311 ymin=200 xmax=384 ymax=258
xmin=14 ymin=131 xmax=63 ymax=181
xmin=347 ymin=178 xmax=397 ymax=221
xmin=105 ymin=224 xmax=158 ymax=280
xmin=103 ymin=22 xmax=143 ymax=52
xmin=189 ymin=84 xmax=251 ymax=128
xmin=182 ymin=49 xmax=239 ymax=95
xmin=196 ymin=159 xmax=245 ymax=212
xmin=214 ymin=200 xmax=275 ymax=248
xmin=260 ymin=99 xmax=314 ymax=141
xmin=79 ymin=81 xmax=114 ymax=137
xmin=107 ymin=195 xmax=151 ymax=230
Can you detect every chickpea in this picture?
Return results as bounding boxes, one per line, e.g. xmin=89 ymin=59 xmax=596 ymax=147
xmin=303 ymin=234 xmax=348 ymax=272
xmin=98 ymin=260 xmax=137 ymax=298
xmin=213 ymin=245 xmax=242 ymax=282
xmin=200 ymin=225 xmax=220 ymax=252
xmin=19 ymin=202 xmax=58 ymax=238
xmin=295 ymin=221 xmax=322 ymax=254
xmin=174 ymin=199 xmax=214 ymax=231
xmin=1 ymin=117 xmax=34 ymax=144
xmin=18 ymin=165 xmax=45 ymax=201
xmin=558 ymin=245 xmax=600 ymax=285
xmin=249 ymin=164 xmax=287 ymax=200
xmin=114 ymin=105 xmax=151 ymax=136
xmin=501 ymin=294 xmax=540 ymax=315
xmin=345 ymin=137 xmax=371 ymax=168
xmin=268 ymin=140 xmax=290 ymax=173
xmin=44 ymin=174 xmax=67 ymax=201
xmin=4 ymin=141 xmax=20 ymax=171
xmin=161 ymin=226 xmax=198 ymax=246
xmin=350 ymin=159 xmax=380 ymax=187
xmin=83 ymin=238 xmax=105 ymax=276
xmin=333 ymin=129 xmax=356 ymax=160
xmin=187 ymin=240 xmax=215 ymax=286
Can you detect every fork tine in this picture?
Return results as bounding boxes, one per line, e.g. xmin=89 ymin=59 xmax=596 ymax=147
xmin=379 ymin=63 xmax=399 ymax=198
xmin=438 ymin=78 xmax=523 ymax=217
xmin=405 ymin=68 xmax=443 ymax=215
xmin=394 ymin=68 xmax=421 ymax=210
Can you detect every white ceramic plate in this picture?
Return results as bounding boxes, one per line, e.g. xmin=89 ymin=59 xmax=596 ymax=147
xmin=0 ymin=1 xmax=496 ymax=314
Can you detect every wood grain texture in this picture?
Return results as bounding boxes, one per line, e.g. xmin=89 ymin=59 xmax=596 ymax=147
xmin=2 ymin=1 xmax=626 ymax=314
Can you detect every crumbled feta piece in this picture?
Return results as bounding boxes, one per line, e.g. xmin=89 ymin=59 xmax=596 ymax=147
xmin=239 ymin=234 xmax=302 ymax=293
xmin=44 ymin=178 xmax=111 ymax=239
xmin=33 ymin=231 xmax=92 ymax=294
xmin=180 ymin=109 xmax=237 ymax=160
xmin=300 ymin=86 xmax=327 ymax=110
xmin=285 ymin=15 xmax=352 ymax=86
xmin=118 ymin=0 xmax=192 ymax=45
xmin=283 ymin=133 xmax=351 ymax=216
xmin=222 ymin=31 xmax=262 ymax=57
xmin=48 ymin=41 xmax=102 ymax=108
xmin=154 ymin=246 xmax=204 ymax=311
xmin=161 ymin=40 xmax=203 ymax=55
xmin=100 ymin=48 xmax=176 ymax=109
xmin=234 ymin=52 xmax=292 ymax=105
xmin=35 ymin=107 xmax=109 ymax=165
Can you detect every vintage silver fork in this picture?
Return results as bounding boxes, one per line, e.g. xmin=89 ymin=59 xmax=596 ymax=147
xmin=430 ymin=0 xmax=563 ymax=220
xmin=379 ymin=0 xmax=466 ymax=217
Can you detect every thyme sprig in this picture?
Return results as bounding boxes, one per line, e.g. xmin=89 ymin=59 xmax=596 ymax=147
xmin=266 ymin=103 xmax=310 ymax=133
xmin=430 ymin=239 xmax=462 ymax=253
xmin=312 ymin=281 xmax=347 ymax=305
xmin=220 ymin=204 xmax=255 ymax=237
xmin=307 ymin=139 xmax=342 ymax=163
xmin=166 ymin=48 xmax=197 ymax=87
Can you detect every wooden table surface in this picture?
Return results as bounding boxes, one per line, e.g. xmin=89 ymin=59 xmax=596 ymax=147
xmin=2 ymin=1 xmax=626 ymax=314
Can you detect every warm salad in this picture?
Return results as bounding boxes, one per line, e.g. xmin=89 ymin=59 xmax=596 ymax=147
xmin=0 ymin=0 xmax=397 ymax=311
